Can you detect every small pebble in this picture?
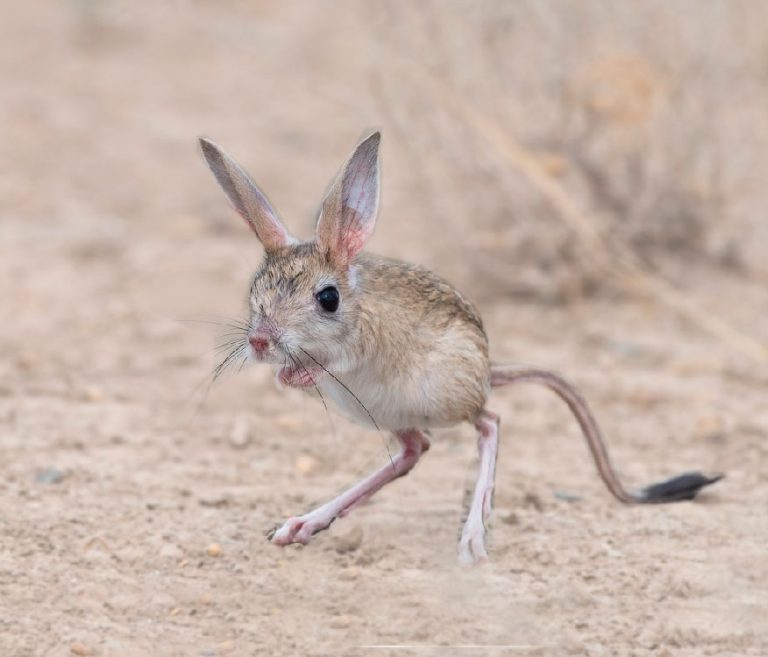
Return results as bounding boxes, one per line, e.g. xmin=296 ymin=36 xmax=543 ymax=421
xmin=35 ymin=468 xmax=64 ymax=485
xmin=70 ymin=643 xmax=92 ymax=656
xmin=228 ymin=416 xmax=251 ymax=449
xmin=338 ymin=567 xmax=360 ymax=581
xmin=198 ymin=495 xmax=229 ymax=508
xmin=695 ymin=414 xmax=727 ymax=443
xmin=16 ymin=354 xmax=40 ymax=371
xmin=329 ymin=615 xmax=352 ymax=629
xmin=80 ymin=386 xmax=104 ymax=403
xmin=536 ymin=152 xmax=568 ymax=177
xmin=536 ymin=550 xmax=553 ymax=566
xmin=501 ymin=511 xmax=519 ymax=525
xmin=554 ymin=490 xmax=581 ymax=503
xmin=333 ymin=525 xmax=363 ymax=554
xmin=160 ymin=543 xmax=184 ymax=559
xmin=624 ymin=388 xmax=663 ymax=408
xmin=523 ymin=492 xmax=544 ymax=511
xmin=274 ymin=415 xmax=303 ymax=432
xmin=83 ymin=547 xmax=110 ymax=563
xmin=206 ymin=543 xmax=222 ymax=557
xmin=294 ymin=455 xmax=318 ymax=475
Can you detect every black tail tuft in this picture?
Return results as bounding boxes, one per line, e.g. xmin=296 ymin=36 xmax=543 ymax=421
xmin=640 ymin=471 xmax=724 ymax=503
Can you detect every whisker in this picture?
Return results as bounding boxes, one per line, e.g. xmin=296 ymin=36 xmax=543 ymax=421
xmin=215 ymin=337 xmax=248 ymax=354
xmin=296 ymin=347 xmax=395 ymax=473
xmin=176 ymin=316 xmax=252 ymax=332
xmin=286 ymin=349 xmax=338 ymax=446
xmin=212 ymin=343 xmax=248 ymax=383
xmin=236 ymin=349 xmax=250 ymax=373
xmin=289 ymin=351 xmax=330 ymax=415
xmin=216 ymin=328 xmax=249 ymax=338
xmin=211 ymin=337 xmax=247 ymax=378
xmin=296 ymin=347 xmax=379 ymax=431
xmin=178 ymin=341 xmax=247 ymax=431
xmin=174 ymin=315 xmax=253 ymax=435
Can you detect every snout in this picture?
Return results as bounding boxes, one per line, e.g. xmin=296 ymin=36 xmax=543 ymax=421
xmin=248 ymin=332 xmax=271 ymax=358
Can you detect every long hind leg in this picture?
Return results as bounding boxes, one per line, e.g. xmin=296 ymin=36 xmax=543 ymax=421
xmin=270 ymin=428 xmax=430 ymax=546
xmin=458 ymin=410 xmax=500 ymax=564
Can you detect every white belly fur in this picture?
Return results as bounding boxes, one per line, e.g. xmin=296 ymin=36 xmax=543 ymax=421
xmin=316 ymin=369 xmax=447 ymax=431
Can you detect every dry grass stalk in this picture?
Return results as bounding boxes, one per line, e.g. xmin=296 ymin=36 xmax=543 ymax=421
xmin=401 ymin=63 xmax=768 ymax=364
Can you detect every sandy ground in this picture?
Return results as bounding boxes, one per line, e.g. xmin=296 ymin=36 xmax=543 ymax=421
xmin=2 ymin=2 xmax=768 ymax=656
xmin=2 ymin=233 xmax=767 ymax=657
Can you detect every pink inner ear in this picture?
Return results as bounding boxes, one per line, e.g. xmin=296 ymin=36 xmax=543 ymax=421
xmin=340 ymin=224 xmax=369 ymax=262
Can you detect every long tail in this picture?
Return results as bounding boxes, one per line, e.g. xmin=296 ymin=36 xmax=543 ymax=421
xmin=490 ymin=365 xmax=723 ymax=504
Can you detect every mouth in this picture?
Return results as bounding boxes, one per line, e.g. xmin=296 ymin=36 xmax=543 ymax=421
xmin=277 ymin=364 xmax=325 ymax=388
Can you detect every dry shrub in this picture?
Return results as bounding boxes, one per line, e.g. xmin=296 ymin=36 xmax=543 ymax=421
xmin=367 ymin=2 xmax=767 ymax=300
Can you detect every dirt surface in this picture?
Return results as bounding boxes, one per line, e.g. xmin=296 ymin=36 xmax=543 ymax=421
xmin=3 ymin=236 xmax=767 ymax=657
xmin=2 ymin=2 xmax=768 ymax=656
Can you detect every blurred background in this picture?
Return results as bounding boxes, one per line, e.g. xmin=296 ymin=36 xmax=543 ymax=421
xmin=4 ymin=0 xmax=768 ymax=296
xmin=2 ymin=2 xmax=767 ymax=654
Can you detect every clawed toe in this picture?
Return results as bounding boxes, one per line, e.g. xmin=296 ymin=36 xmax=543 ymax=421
xmin=270 ymin=517 xmax=307 ymax=546
xmin=458 ymin=530 xmax=489 ymax=565
xmin=269 ymin=515 xmax=331 ymax=547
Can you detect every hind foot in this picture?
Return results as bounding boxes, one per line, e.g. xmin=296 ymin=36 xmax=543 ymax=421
xmin=268 ymin=512 xmax=335 ymax=546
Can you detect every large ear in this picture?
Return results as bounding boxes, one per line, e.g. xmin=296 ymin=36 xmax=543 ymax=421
xmin=199 ymin=137 xmax=295 ymax=252
xmin=315 ymin=131 xmax=380 ymax=268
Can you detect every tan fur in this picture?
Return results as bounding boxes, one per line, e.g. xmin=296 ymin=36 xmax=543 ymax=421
xmin=201 ymin=130 xmax=720 ymax=562
xmin=351 ymin=253 xmax=490 ymax=427
xmin=200 ymin=131 xmax=490 ymax=431
xmin=247 ymin=244 xmax=489 ymax=430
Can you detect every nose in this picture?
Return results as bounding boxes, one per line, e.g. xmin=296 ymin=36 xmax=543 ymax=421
xmin=249 ymin=333 xmax=270 ymax=356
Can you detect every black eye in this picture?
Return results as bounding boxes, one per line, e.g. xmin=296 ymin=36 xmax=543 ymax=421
xmin=316 ymin=286 xmax=340 ymax=312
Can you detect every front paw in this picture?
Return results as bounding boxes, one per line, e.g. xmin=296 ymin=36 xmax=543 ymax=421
xmin=276 ymin=365 xmax=324 ymax=389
